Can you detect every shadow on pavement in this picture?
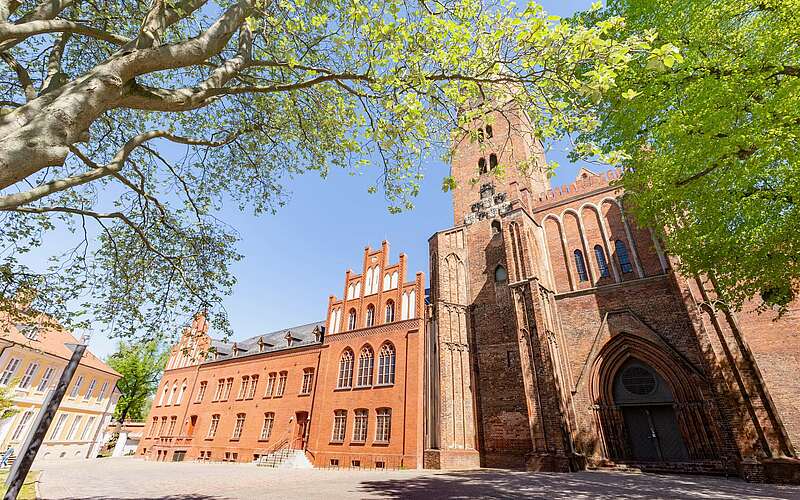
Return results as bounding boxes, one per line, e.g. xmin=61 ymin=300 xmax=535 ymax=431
xmin=358 ymin=470 xmax=799 ymax=500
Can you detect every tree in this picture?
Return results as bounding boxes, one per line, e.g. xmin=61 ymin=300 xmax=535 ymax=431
xmin=107 ymin=341 xmax=167 ymax=422
xmin=0 ymin=0 xmax=671 ymax=341
xmin=0 ymin=379 xmax=18 ymax=420
xmin=577 ymin=0 xmax=800 ymax=311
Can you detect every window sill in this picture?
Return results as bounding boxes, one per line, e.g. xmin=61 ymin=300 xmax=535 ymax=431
xmin=350 ymin=441 xmax=366 ymax=446
xmin=373 ymin=383 xmax=395 ymax=388
xmin=230 ymin=438 xmax=240 ymax=442
xmin=333 ymin=387 xmax=352 ymax=392
xmin=372 ymin=441 xmax=390 ymax=446
xmin=352 ymin=385 xmax=372 ymax=391
xmin=257 ymin=438 xmax=271 ymax=442
xmin=298 ymin=392 xmax=310 ymax=397
xmin=329 ymin=440 xmax=344 ymax=445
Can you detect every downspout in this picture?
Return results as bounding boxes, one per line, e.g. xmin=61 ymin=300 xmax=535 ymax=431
xmin=306 ymin=345 xmax=323 ymax=457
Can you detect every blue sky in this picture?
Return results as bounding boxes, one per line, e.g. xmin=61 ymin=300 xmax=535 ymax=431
xmin=72 ymin=0 xmax=597 ymax=358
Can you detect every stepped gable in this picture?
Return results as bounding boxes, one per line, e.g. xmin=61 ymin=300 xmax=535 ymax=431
xmin=530 ymin=167 xmax=622 ymax=208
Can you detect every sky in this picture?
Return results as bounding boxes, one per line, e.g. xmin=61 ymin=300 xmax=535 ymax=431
xmin=47 ymin=0 xmax=598 ymax=358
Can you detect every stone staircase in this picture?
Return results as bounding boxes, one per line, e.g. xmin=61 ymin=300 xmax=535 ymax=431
xmin=256 ymin=440 xmax=313 ymax=469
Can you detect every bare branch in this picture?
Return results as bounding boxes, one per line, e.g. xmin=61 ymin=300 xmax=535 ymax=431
xmin=0 ymin=19 xmax=130 ymax=45
xmin=0 ymin=52 xmax=35 ymax=101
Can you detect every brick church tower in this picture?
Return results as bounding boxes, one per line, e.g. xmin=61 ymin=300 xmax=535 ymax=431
xmin=425 ymin=98 xmax=800 ymax=482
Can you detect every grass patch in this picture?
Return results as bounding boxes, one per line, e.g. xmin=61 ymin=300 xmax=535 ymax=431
xmin=0 ymin=469 xmax=40 ymax=499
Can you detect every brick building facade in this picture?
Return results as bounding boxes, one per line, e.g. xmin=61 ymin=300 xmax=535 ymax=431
xmin=137 ymin=244 xmax=425 ymax=469
xmin=423 ymin=102 xmax=800 ymax=483
xmin=138 ymin=101 xmax=800 ymax=483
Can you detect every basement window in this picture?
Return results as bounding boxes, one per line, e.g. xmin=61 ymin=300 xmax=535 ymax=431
xmin=330 ymin=459 xmax=339 ymax=467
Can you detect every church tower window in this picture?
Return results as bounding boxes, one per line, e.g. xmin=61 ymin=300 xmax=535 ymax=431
xmin=594 ymin=245 xmax=610 ymax=278
xmin=574 ymin=250 xmax=589 ymax=282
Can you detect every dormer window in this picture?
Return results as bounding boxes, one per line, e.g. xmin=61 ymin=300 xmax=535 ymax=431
xmin=257 ymin=337 xmax=274 ymax=353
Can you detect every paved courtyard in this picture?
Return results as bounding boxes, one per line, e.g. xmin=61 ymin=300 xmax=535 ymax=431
xmin=34 ymin=457 xmax=800 ymax=499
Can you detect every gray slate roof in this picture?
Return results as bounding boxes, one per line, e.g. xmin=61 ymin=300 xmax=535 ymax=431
xmin=205 ymin=320 xmax=325 ymax=363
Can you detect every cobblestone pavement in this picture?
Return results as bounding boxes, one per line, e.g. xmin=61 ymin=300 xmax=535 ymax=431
xmin=34 ymin=457 xmax=800 ymax=499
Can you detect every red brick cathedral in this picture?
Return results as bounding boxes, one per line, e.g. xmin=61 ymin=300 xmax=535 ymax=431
xmin=138 ymin=103 xmax=800 ymax=483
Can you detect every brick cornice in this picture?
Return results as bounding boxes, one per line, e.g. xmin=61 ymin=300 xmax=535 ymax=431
xmin=323 ymin=318 xmax=420 ymax=343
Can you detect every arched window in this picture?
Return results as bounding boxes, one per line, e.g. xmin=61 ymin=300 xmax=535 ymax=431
xmin=489 ymin=153 xmax=498 ymax=170
xmin=377 ymin=343 xmax=396 ymax=385
xmin=357 ymin=346 xmax=374 ymax=387
xmin=494 ymin=265 xmax=508 ymax=283
xmin=615 ymin=240 xmax=633 ymax=274
xmin=574 ymin=250 xmax=589 ymax=282
xmin=365 ymin=268 xmax=374 ymax=295
xmin=491 ymin=220 xmax=501 ymax=235
xmin=354 ymin=281 xmax=361 ymax=298
xmin=485 ymin=125 xmax=493 ymax=138
xmin=477 ymin=128 xmax=484 ymax=142
xmin=347 ymin=284 xmax=354 ymax=300
xmin=478 ymin=158 xmax=487 ymax=175
xmin=594 ymin=245 xmax=610 ymax=278
xmin=337 ymin=350 xmax=354 ymax=388
xmin=390 ymin=271 xmax=398 ymax=288
xmin=372 ymin=265 xmax=381 ymax=294
xmin=365 ymin=305 xmax=375 ymax=327
xmin=175 ymin=380 xmax=187 ymax=405
xmin=159 ymin=385 xmax=169 ymax=406
xmin=385 ymin=300 xmax=395 ymax=323
xmin=167 ymin=381 xmax=178 ymax=405
xmin=383 ymin=273 xmax=390 ymax=291
xmin=347 ymin=309 xmax=357 ymax=330
xmin=408 ymin=290 xmax=416 ymax=318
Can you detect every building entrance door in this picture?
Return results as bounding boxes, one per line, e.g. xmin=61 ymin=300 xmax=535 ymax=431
xmin=613 ymin=359 xmax=689 ymax=462
xmin=294 ymin=411 xmax=309 ymax=449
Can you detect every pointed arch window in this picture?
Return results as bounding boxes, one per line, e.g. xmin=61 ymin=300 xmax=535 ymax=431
xmin=337 ymin=350 xmax=354 ymax=389
xmin=365 ymin=305 xmax=375 ymax=327
xmin=615 ymin=240 xmax=633 ymax=274
xmin=365 ymin=268 xmax=374 ymax=295
xmin=478 ymin=158 xmax=487 ymax=175
xmin=357 ymin=346 xmax=374 ymax=387
xmin=385 ymin=300 xmax=395 ymax=323
xmin=347 ymin=309 xmax=357 ymax=331
xmin=491 ymin=220 xmax=501 ymax=235
xmin=574 ymin=250 xmax=589 ymax=282
xmin=485 ymin=125 xmax=493 ymax=138
xmin=594 ymin=245 xmax=610 ymax=278
xmin=377 ymin=343 xmax=396 ymax=385
xmin=372 ymin=266 xmax=381 ymax=294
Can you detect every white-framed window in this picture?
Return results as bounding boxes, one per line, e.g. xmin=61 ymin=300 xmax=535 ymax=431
xmin=352 ymin=409 xmax=368 ymax=443
xmin=377 ymin=343 xmax=396 ymax=385
xmin=408 ymin=290 xmax=416 ymax=318
xmin=275 ymin=372 xmax=287 ymax=397
xmin=300 ymin=369 xmax=314 ymax=395
xmin=167 ymin=416 xmax=177 ymax=436
xmin=231 ymin=413 xmax=246 ymax=440
xmin=260 ymin=412 xmax=274 ymax=440
xmin=383 ymin=273 xmax=391 ymax=291
xmin=375 ymin=408 xmax=391 ymax=443
xmin=385 ymin=300 xmax=395 ymax=323
xmin=196 ymin=381 xmax=207 ymax=402
xmin=175 ymin=380 xmax=187 ymax=405
xmin=18 ymin=362 xmax=39 ymax=389
xmin=337 ymin=350 xmax=353 ymax=389
xmin=49 ymin=413 xmax=68 ymax=440
xmin=0 ymin=358 xmax=20 ymax=385
xmin=159 ymin=384 xmax=169 ymax=406
xmin=65 ymin=415 xmax=83 ymax=441
xmin=207 ymin=414 xmax=220 ymax=438
xmin=69 ymin=375 xmax=83 ymax=398
xmin=36 ymin=366 xmax=55 ymax=392
xmin=354 ymin=281 xmax=361 ymax=298
xmin=331 ymin=410 xmax=347 ymax=443
xmin=264 ymin=373 xmax=276 ymax=397
xmin=365 ymin=305 xmax=375 ymax=327
xmin=96 ymin=381 xmax=108 ymax=402
xmin=167 ymin=381 xmax=178 ymax=405
xmin=237 ymin=376 xmax=250 ymax=400
xmin=247 ymin=375 xmax=258 ymax=399
xmin=357 ymin=347 xmax=374 ymax=387
xmin=222 ymin=378 xmax=233 ymax=400
xmin=80 ymin=416 xmax=96 ymax=441
xmin=365 ymin=267 xmax=374 ymax=295
xmin=10 ymin=411 xmax=34 ymax=441
xmin=83 ymin=379 xmax=96 ymax=401
xmin=213 ymin=379 xmax=224 ymax=401
xmin=391 ymin=271 xmax=398 ymax=289
xmin=347 ymin=309 xmax=357 ymax=331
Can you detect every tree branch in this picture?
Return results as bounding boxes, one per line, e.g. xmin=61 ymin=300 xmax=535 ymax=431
xmin=0 ymin=19 xmax=129 ymax=46
xmin=0 ymin=52 xmax=34 ymax=101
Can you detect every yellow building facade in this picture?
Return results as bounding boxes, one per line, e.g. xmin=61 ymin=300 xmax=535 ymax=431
xmin=0 ymin=316 xmax=120 ymax=461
